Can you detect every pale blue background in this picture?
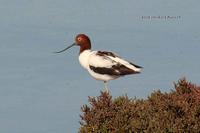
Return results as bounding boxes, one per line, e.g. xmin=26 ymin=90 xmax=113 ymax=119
xmin=0 ymin=0 xmax=199 ymax=132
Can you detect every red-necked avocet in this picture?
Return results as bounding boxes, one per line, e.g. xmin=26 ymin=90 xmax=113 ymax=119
xmin=55 ymin=34 xmax=142 ymax=92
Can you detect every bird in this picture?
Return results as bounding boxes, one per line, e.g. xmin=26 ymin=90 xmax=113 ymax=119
xmin=55 ymin=34 xmax=142 ymax=92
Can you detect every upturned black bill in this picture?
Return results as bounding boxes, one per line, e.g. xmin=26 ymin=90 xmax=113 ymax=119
xmin=54 ymin=43 xmax=76 ymax=53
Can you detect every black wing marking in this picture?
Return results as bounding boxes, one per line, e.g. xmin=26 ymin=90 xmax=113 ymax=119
xmin=129 ymin=62 xmax=143 ymax=69
xmin=96 ymin=51 xmax=143 ymax=69
xmin=89 ymin=63 xmax=140 ymax=76
xmin=96 ymin=51 xmax=117 ymax=58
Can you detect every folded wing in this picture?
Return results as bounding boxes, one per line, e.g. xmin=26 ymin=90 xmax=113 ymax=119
xmin=88 ymin=51 xmax=142 ymax=76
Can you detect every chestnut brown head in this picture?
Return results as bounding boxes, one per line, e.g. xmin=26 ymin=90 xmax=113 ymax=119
xmin=54 ymin=34 xmax=91 ymax=54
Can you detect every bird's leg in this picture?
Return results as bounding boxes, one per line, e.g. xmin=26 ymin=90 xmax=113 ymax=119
xmin=104 ymin=81 xmax=109 ymax=93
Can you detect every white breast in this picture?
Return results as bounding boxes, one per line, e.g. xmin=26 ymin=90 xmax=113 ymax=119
xmin=78 ymin=50 xmax=93 ymax=69
xmin=79 ymin=50 xmax=119 ymax=81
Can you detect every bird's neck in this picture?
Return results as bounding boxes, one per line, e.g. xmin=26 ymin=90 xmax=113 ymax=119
xmin=79 ymin=43 xmax=91 ymax=53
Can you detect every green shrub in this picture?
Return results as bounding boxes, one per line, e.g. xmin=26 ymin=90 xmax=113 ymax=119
xmin=79 ymin=78 xmax=200 ymax=133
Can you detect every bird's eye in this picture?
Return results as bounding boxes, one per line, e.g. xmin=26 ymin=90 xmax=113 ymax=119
xmin=77 ymin=37 xmax=82 ymax=41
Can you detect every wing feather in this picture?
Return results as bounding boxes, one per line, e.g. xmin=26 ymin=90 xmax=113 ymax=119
xmin=88 ymin=51 xmax=140 ymax=76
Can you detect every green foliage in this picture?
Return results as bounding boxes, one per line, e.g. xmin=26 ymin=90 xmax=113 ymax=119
xmin=79 ymin=78 xmax=200 ymax=133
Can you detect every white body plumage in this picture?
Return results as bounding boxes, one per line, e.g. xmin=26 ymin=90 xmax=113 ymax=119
xmin=79 ymin=50 xmax=142 ymax=82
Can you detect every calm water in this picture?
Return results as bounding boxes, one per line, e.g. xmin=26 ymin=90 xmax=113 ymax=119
xmin=0 ymin=0 xmax=200 ymax=132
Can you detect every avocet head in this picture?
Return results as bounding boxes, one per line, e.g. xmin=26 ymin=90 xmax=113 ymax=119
xmin=55 ymin=34 xmax=91 ymax=54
